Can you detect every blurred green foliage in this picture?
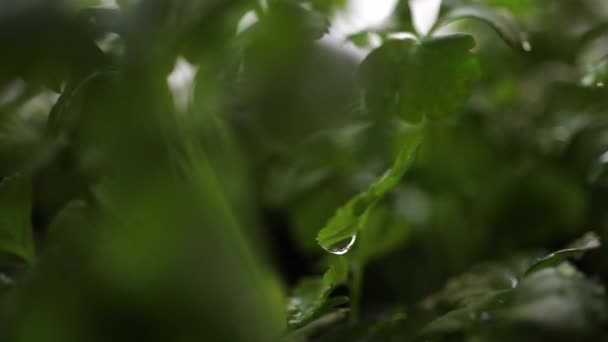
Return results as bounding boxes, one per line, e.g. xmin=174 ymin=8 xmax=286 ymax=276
xmin=0 ymin=0 xmax=607 ymax=341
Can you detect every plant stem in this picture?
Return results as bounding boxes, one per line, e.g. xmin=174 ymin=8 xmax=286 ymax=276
xmin=349 ymin=262 xmax=364 ymax=324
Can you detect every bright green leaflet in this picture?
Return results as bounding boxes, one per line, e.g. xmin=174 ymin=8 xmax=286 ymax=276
xmin=0 ymin=174 xmax=35 ymax=264
xmin=316 ymin=119 xmax=426 ymax=249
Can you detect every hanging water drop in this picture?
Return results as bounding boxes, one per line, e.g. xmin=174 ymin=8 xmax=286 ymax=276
xmin=521 ymin=40 xmax=532 ymax=52
xmin=321 ymin=234 xmax=357 ymax=255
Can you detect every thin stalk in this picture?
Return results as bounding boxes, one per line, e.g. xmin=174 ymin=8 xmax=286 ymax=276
xmin=349 ymin=262 xmax=364 ymax=324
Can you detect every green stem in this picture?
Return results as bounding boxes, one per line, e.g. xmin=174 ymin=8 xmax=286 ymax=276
xmin=349 ymin=262 xmax=364 ymax=324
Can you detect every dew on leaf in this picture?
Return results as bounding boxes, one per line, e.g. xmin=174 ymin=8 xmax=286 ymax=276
xmin=321 ymin=234 xmax=357 ymax=255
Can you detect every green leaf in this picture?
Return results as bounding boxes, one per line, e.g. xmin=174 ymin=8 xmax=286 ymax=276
xmin=0 ymin=174 xmax=35 ymax=264
xmin=419 ymin=255 xmax=539 ymax=337
xmin=316 ymin=120 xmax=426 ymax=250
xmin=287 ymin=256 xmax=349 ymax=328
xmin=288 ymin=308 xmax=350 ymax=340
xmin=287 ymin=278 xmax=332 ymax=328
xmin=581 ymin=55 xmax=608 ymax=89
xmin=421 ymin=289 xmax=513 ymax=336
xmin=435 ymin=3 xmax=530 ymax=52
xmin=356 ymin=198 xmax=411 ymax=264
xmin=364 ymin=308 xmax=408 ymax=340
xmin=310 ymin=0 xmax=347 ymax=15
xmin=524 ymin=232 xmax=601 ymax=276
xmin=577 ymin=21 xmax=608 ymax=52
xmin=506 ymin=263 xmax=606 ymax=333
xmin=424 ymin=262 xmax=521 ymax=310
xmin=48 ymin=200 xmax=89 ymax=235
xmin=323 ymin=256 xmax=349 ymax=286
xmin=359 ymin=33 xmax=480 ymax=122
xmin=116 ymin=0 xmax=137 ymax=8
xmin=67 ymin=0 xmax=99 ymax=8
xmin=347 ymin=31 xmax=374 ymax=48
xmin=423 ymin=262 xmax=607 ymax=339
xmin=266 ymin=1 xmax=330 ymax=40
xmin=46 ymin=199 xmax=95 ymax=256
xmin=78 ymin=7 xmax=124 ymax=35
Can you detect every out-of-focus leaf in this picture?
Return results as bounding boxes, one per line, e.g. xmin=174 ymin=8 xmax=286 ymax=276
xmin=506 ymin=263 xmax=606 ymax=333
xmin=251 ymin=0 xmax=332 ymax=39
xmin=436 ymin=3 xmax=530 ymax=52
xmin=316 ymin=120 xmax=425 ymax=250
xmin=309 ymin=0 xmax=347 ymax=15
xmin=421 ymin=289 xmax=513 ymax=336
xmin=67 ymin=0 xmax=100 ymax=9
xmin=577 ymin=21 xmax=608 ymax=52
xmin=581 ymin=55 xmax=608 ymax=88
xmin=356 ymin=198 xmax=411 ymax=264
xmin=0 ymin=252 xmax=28 ymax=294
xmin=346 ymin=31 xmax=380 ymax=48
xmin=78 ymin=7 xmax=124 ymax=36
xmin=359 ymin=33 xmax=480 ymax=122
xmin=364 ymin=308 xmax=408 ymax=340
xmin=422 ymin=258 xmax=607 ymax=339
xmin=0 ymin=174 xmax=34 ymax=263
xmin=0 ymin=1 xmax=107 ymax=90
xmin=524 ymin=232 xmax=601 ymax=276
xmin=419 ymin=254 xmax=542 ymax=337
xmin=312 ymin=306 xmax=408 ymax=342
xmin=116 ymin=0 xmax=135 ymax=8
xmin=237 ymin=14 xmax=357 ymax=150
xmin=262 ymin=0 xmax=329 ymax=40
xmin=125 ymin=0 xmax=248 ymax=65
xmin=289 ymin=308 xmax=350 ymax=341
xmin=45 ymin=199 xmax=94 ymax=256
xmin=424 ymin=263 xmax=520 ymax=310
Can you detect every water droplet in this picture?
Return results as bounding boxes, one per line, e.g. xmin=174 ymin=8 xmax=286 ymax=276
xmin=522 ymin=40 xmax=532 ymax=52
xmin=597 ymin=82 xmax=605 ymax=88
xmin=321 ymin=234 xmax=357 ymax=255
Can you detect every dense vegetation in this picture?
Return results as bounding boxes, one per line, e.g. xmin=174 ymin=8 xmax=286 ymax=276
xmin=1 ymin=0 xmax=608 ymax=341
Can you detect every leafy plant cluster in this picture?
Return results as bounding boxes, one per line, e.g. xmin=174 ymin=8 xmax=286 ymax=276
xmin=0 ymin=0 xmax=608 ymax=341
